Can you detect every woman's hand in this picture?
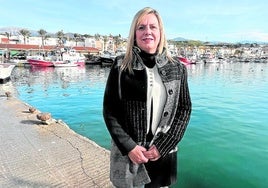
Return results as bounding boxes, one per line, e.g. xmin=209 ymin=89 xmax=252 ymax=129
xmin=128 ymin=145 xmax=149 ymax=164
xmin=143 ymin=145 xmax=161 ymax=161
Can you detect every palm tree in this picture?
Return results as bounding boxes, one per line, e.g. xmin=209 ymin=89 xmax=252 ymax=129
xmin=80 ymin=35 xmax=86 ymax=47
xmin=82 ymin=34 xmax=92 ymax=47
xmin=94 ymin=33 xmax=101 ymax=41
xmin=103 ymin=35 xmax=109 ymax=51
xmin=37 ymin=29 xmax=49 ymax=47
xmin=56 ymin=30 xmax=65 ymax=46
xmin=5 ymin=32 xmax=11 ymax=43
xmin=73 ymin=33 xmax=81 ymax=46
xmin=83 ymin=34 xmax=92 ymax=38
xmin=19 ymin=29 xmax=31 ymax=44
xmin=113 ymin=34 xmax=123 ymax=51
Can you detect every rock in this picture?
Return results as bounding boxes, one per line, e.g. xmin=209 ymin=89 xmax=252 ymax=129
xmin=5 ymin=91 xmax=11 ymax=97
xmin=37 ymin=112 xmax=51 ymax=122
xmin=29 ymin=107 xmax=36 ymax=113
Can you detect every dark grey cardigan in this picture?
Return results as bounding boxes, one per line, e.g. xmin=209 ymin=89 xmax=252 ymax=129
xmin=103 ymin=47 xmax=192 ymax=158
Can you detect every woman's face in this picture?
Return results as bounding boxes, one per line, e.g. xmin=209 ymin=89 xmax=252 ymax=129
xmin=135 ymin=13 xmax=160 ymax=54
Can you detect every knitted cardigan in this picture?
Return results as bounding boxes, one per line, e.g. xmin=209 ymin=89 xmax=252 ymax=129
xmin=103 ymin=47 xmax=192 ymax=158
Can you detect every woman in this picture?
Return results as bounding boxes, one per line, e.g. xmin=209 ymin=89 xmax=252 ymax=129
xmin=103 ymin=7 xmax=192 ymax=188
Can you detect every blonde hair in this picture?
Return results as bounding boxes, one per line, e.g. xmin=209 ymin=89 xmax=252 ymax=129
xmin=121 ymin=7 xmax=173 ymax=72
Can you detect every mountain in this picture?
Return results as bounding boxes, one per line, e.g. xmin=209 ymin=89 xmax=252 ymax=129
xmin=0 ymin=26 xmax=22 ymax=35
xmin=0 ymin=27 xmax=59 ymax=37
xmin=239 ymin=40 xmax=268 ymax=45
xmin=171 ymin=37 xmax=189 ymax=42
xmin=0 ymin=27 xmax=86 ymax=38
xmin=0 ymin=26 xmax=40 ymax=36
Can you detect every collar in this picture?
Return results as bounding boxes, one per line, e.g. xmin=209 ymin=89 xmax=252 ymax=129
xmin=132 ymin=46 xmax=169 ymax=70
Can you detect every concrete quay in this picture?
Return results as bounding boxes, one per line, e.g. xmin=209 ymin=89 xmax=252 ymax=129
xmin=0 ymin=85 xmax=113 ymax=187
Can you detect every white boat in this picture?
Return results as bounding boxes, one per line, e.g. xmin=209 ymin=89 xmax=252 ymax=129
xmin=8 ymin=59 xmax=29 ymax=67
xmin=100 ymin=51 xmax=116 ymax=65
xmin=53 ymin=60 xmax=85 ymax=67
xmin=204 ymin=58 xmax=220 ymax=64
xmin=0 ymin=63 xmax=16 ymax=83
xmin=58 ymin=48 xmax=86 ymax=62
xmin=52 ymin=48 xmax=86 ymax=67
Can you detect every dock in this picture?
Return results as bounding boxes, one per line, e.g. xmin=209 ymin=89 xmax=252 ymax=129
xmin=0 ymin=86 xmax=113 ymax=187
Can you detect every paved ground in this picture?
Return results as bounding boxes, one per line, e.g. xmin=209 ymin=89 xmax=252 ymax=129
xmin=0 ymin=84 xmax=113 ymax=188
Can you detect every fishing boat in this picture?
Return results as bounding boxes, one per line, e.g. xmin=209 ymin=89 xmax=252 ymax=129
xmin=53 ymin=60 xmax=85 ymax=67
xmin=100 ymin=51 xmax=116 ymax=65
xmin=178 ymin=56 xmax=195 ymax=65
xmin=203 ymin=56 xmax=220 ymax=64
xmin=53 ymin=49 xmax=85 ymax=67
xmin=8 ymin=59 xmax=29 ymax=67
xmin=85 ymin=54 xmax=101 ymax=65
xmin=0 ymin=63 xmax=16 ymax=83
xmin=29 ymin=47 xmax=86 ymax=67
xmin=27 ymin=59 xmax=54 ymax=67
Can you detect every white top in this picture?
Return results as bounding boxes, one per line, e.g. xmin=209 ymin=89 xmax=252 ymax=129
xmin=145 ymin=66 xmax=167 ymax=135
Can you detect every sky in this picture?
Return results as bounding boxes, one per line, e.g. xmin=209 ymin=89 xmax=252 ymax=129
xmin=1 ymin=0 xmax=268 ymax=43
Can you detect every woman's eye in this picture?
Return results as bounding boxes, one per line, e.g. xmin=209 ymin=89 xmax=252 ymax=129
xmin=137 ymin=26 xmax=145 ymax=30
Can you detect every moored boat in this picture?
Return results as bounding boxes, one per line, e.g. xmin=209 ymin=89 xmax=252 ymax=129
xmin=100 ymin=51 xmax=116 ymax=65
xmin=85 ymin=54 xmax=101 ymax=65
xmin=27 ymin=47 xmax=86 ymax=68
xmin=0 ymin=63 xmax=16 ymax=83
xmin=53 ymin=60 xmax=85 ymax=67
xmin=177 ymin=56 xmax=195 ymax=65
xmin=8 ymin=59 xmax=29 ymax=67
xmin=27 ymin=59 xmax=54 ymax=67
xmin=204 ymin=57 xmax=220 ymax=64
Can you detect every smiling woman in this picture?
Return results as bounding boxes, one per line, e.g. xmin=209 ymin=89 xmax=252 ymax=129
xmin=103 ymin=7 xmax=192 ymax=188
xmin=135 ymin=13 xmax=161 ymax=54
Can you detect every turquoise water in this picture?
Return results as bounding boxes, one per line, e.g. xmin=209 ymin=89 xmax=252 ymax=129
xmin=12 ymin=62 xmax=268 ymax=188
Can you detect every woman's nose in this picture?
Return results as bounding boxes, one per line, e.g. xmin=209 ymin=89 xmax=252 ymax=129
xmin=144 ymin=26 xmax=152 ymax=34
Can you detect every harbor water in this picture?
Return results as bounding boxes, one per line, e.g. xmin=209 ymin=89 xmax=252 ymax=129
xmin=10 ymin=62 xmax=268 ymax=188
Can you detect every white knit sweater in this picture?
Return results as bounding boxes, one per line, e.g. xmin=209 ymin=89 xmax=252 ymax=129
xmin=145 ymin=66 xmax=167 ymax=135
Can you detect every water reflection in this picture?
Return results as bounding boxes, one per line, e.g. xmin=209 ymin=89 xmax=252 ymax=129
xmin=186 ymin=62 xmax=267 ymax=85
xmin=30 ymin=66 xmax=55 ymax=73
xmin=12 ymin=65 xmax=110 ymax=89
xmin=188 ymin=62 xmax=253 ymax=75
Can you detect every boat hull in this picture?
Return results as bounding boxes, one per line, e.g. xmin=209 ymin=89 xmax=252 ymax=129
xmin=100 ymin=57 xmax=114 ymax=65
xmin=28 ymin=59 xmax=54 ymax=67
xmin=0 ymin=63 xmax=16 ymax=84
xmin=178 ymin=57 xmax=195 ymax=65
xmin=53 ymin=61 xmax=85 ymax=67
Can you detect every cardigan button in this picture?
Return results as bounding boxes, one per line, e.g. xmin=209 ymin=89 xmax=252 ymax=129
xmin=168 ymin=89 xmax=173 ymax=95
xmin=161 ymin=70 xmax=166 ymax=76
xmin=156 ymin=132 xmax=163 ymax=137
xmin=164 ymin=111 xmax=168 ymax=117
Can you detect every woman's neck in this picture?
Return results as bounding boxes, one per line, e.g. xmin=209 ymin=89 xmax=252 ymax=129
xmin=139 ymin=50 xmax=157 ymax=68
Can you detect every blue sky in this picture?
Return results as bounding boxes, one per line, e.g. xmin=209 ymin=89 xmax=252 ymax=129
xmin=1 ymin=0 xmax=268 ymax=42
